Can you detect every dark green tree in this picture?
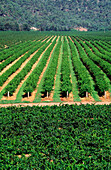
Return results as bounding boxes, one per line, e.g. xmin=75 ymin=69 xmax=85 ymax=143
xmin=22 ymin=24 xmax=30 ymax=31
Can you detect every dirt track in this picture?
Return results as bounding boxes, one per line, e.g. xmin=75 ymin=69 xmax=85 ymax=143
xmin=0 ymin=101 xmax=111 ymax=107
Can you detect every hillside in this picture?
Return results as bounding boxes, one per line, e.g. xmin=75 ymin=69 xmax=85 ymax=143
xmin=0 ymin=0 xmax=111 ymax=31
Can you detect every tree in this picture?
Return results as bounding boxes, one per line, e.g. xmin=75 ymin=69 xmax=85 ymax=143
xmin=0 ymin=22 xmax=4 ymax=31
xmin=22 ymin=24 xmax=30 ymax=31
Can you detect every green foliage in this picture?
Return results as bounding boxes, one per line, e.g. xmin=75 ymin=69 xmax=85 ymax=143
xmin=66 ymin=37 xmax=81 ymax=101
xmin=42 ymin=37 xmax=61 ymax=94
xmin=0 ymin=40 xmax=42 ymax=87
xmin=23 ymin=37 xmax=57 ymax=94
xmin=0 ymin=41 xmax=32 ymax=69
xmin=53 ymin=37 xmax=63 ymax=102
xmin=3 ymin=40 xmax=47 ymax=96
xmin=85 ymin=41 xmax=111 ymax=64
xmin=60 ymin=37 xmax=72 ymax=95
xmin=1 ymin=104 xmax=111 ymax=169
xmin=68 ymin=37 xmax=95 ymax=97
xmin=72 ymin=37 xmax=110 ymax=94
xmin=0 ymin=0 xmax=111 ymax=31
xmin=0 ymin=32 xmax=111 ymax=102
xmin=78 ymin=39 xmax=111 ymax=80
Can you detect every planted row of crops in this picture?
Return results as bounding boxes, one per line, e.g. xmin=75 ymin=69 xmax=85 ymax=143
xmin=71 ymin=37 xmax=110 ymax=95
xmin=1 ymin=104 xmax=110 ymax=169
xmin=53 ymin=37 xmax=63 ymax=102
xmin=0 ymin=40 xmax=40 ymax=72
xmin=95 ymin=41 xmax=111 ymax=52
xmin=91 ymin=41 xmax=111 ymax=56
xmin=3 ymin=39 xmax=53 ymax=96
xmin=60 ymin=37 xmax=72 ymax=97
xmin=0 ymin=34 xmax=111 ymax=102
xmin=84 ymin=41 xmax=111 ymax=64
xmin=77 ymin=39 xmax=111 ymax=79
xmin=75 ymin=37 xmax=111 ymax=61
xmin=42 ymin=37 xmax=61 ymax=97
xmin=0 ymin=36 xmax=50 ymax=63
xmin=23 ymin=37 xmax=57 ymax=94
xmin=68 ymin=37 xmax=95 ymax=97
xmin=101 ymin=41 xmax=111 ymax=49
xmin=0 ymin=31 xmax=46 ymax=49
xmin=0 ymin=40 xmax=26 ymax=60
xmin=65 ymin=37 xmax=80 ymax=101
xmin=0 ymin=40 xmax=33 ymax=62
xmin=0 ymin=37 xmax=51 ymax=87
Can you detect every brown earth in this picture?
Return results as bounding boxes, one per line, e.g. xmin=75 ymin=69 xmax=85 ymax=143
xmin=68 ymin=36 xmax=74 ymax=43
xmin=60 ymin=92 xmax=74 ymax=102
xmin=81 ymin=93 xmax=95 ymax=102
xmin=41 ymin=91 xmax=53 ymax=102
xmin=0 ymin=101 xmax=111 ymax=108
xmin=46 ymin=36 xmax=54 ymax=43
xmin=99 ymin=91 xmax=111 ymax=102
xmin=41 ymin=36 xmax=50 ymax=42
xmin=0 ymin=60 xmax=5 ymax=64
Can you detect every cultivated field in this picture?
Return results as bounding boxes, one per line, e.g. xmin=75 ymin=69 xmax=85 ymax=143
xmin=0 ymin=31 xmax=111 ymax=169
xmin=1 ymin=104 xmax=111 ymax=169
xmin=0 ymin=32 xmax=111 ymax=104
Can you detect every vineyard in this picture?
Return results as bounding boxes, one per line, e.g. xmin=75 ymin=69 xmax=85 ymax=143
xmin=0 ymin=31 xmax=111 ymax=103
xmin=0 ymin=31 xmax=111 ymax=169
xmin=1 ymin=104 xmax=111 ymax=169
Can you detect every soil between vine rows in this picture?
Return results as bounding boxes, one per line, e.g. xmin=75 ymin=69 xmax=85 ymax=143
xmin=0 ymin=101 xmax=111 ymax=108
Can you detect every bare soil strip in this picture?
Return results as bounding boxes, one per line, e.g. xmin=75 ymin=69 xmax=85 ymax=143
xmin=0 ymin=60 xmax=5 ymax=64
xmin=0 ymin=52 xmax=28 ymax=76
xmin=0 ymin=102 xmax=111 ymax=108
xmin=0 ymin=48 xmax=42 ymax=94
xmin=22 ymin=36 xmax=58 ymax=102
xmin=69 ymin=36 xmax=74 ymax=43
xmin=60 ymin=92 xmax=74 ymax=102
xmin=41 ymin=36 xmax=50 ymax=42
xmin=46 ymin=36 xmax=54 ymax=43
xmin=80 ymin=95 xmax=96 ymax=102
xmin=99 ymin=91 xmax=111 ymax=102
